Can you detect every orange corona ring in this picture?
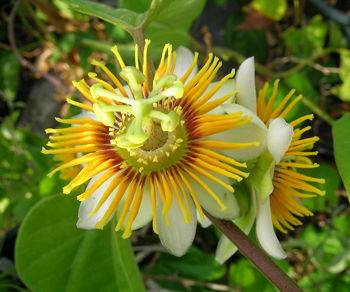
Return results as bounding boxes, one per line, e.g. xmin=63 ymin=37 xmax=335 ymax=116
xmin=42 ymin=41 xmax=261 ymax=255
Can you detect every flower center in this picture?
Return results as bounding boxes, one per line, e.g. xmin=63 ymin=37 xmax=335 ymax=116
xmin=90 ymin=66 xmax=188 ymax=174
xmin=141 ymin=121 xmax=169 ymax=151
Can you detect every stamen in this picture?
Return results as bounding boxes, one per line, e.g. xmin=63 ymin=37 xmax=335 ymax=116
xmin=111 ymin=46 xmax=126 ymax=68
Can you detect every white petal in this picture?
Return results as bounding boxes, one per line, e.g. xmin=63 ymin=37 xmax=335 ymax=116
xmin=156 ymin=194 xmax=197 ymax=256
xmin=256 ymin=197 xmax=287 ymax=259
xmin=267 ymin=118 xmax=293 ymax=164
xmin=77 ymin=172 xmax=117 ymax=229
xmin=197 ymin=213 xmax=212 ymax=228
xmin=191 ymin=174 xmax=240 ymax=220
xmin=72 ymin=110 xmax=98 ymax=122
xmin=174 ymin=46 xmax=198 ymax=82
xmin=235 ymin=57 xmax=257 ymax=113
xmin=210 ymin=104 xmax=267 ymax=161
xmin=204 ymin=79 xmax=236 ymax=115
xmin=215 ymin=185 xmax=257 ymax=263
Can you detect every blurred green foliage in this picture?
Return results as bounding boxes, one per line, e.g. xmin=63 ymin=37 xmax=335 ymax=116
xmin=0 ymin=0 xmax=349 ymax=291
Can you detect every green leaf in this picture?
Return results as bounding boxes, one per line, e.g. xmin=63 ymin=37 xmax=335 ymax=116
xmin=284 ymin=15 xmax=328 ymax=58
xmin=251 ymin=0 xmax=287 ymax=21
xmin=334 ymin=49 xmax=350 ymax=101
xmin=152 ymin=247 xmax=226 ymax=283
xmin=332 ymin=114 xmax=350 ymax=200
xmin=61 ymin=0 xmax=146 ymax=31
xmin=16 ymin=195 xmax=145 ymax=292
xmin=0 ymin=49 xmax=20 ymax=105
xmin=228 ymin=259 xmax=275 ymax=291
xmin=145 ymin=0 xmax=206 ymax=29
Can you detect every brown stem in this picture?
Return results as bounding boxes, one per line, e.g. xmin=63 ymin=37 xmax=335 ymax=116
xmin=131 ymin=28 xmax=155 ymax=90
xmin=8 ymin=0 xmax=69 ymax=92
xmin=205 ymin=211 xmax=303 ymax=292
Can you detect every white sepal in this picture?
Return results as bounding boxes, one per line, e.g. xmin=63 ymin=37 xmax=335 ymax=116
xmin=211 ymin=103 xmax=267 ymax=161
xmin=256 ymin=196 xmax=287 ymax=259
xmin=235 ymin=57 xmax=257 ymax=113
xmin=77 ymin=172 xmax=117 ymax=229
xmin=215 ymin=185 xmax=257 ymax=263
xmin=156 ymin=195 xmax=197 ymax=257
xmin=267 ymin=118 xmax=293 ymax=164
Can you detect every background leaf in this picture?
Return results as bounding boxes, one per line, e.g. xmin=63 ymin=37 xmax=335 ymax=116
xmin=332 ymin=114 xmax=350 ymax=200
xmin=15 ymin=195 xmax=145 ymax=292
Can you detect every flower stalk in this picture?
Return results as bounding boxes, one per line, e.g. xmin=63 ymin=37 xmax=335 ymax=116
xmin=206 ymin=211 xmax=303 ymax=292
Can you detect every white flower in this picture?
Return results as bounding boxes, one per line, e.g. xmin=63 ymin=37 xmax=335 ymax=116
xmin=43 ymin=44 xmax=266 ymax=257
xmin=216 ymin=58 xmax=324 ymax=262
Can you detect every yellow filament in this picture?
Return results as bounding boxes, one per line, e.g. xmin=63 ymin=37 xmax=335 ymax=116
xmin=180 ymin=52 xmax=199 ymax=84
xmin=195 ymin=148 xmax=247 ymax=168
xmin=188 ymin=162 xmax=234 ymax=192
xmin=72 ymin=80 xmax=96 ymax=103
xmin=196 ymin=140 xmax=259 ymax=150
xmin=90 ymin=171 xmax=127 ymax=215
xmin=123 ymin=176 xmax=146 ymax=238
xmin=186 ymin=57 xmax=221 ymax=103
xmin=91 ymin=60 xmax=127 ymax=96
xmin=257 ymin=83 xmax=269 ymax=118
xmin=111 ymin=46 xmax=126 ymax=68
xmin=55 ymin=117 xmax=102 ymax=125
xmin=269 ymin=89 xmax=296 ymax=119
xmin=167 ymin=169 xmax=190 ymax=223
xmin=150 ymin=176 xmax=159 ymax=234
xmin=197 ymin=90 xmax=237 ymax=115
xmin=194 ymin=158 xmax=245 ymax=181
xmin=95 ymin=175 xmax=131 ymax=229
xmin=182 ymin=167 xmax=227 ymax=211
xmin=171 ymin=169 xmax=192 ymax=222
xmin=262 ymin=79 xmax=280 ymax=123
xmin=48 ymin=153 xmax=99 ymax=177
xmin=195 ymin=154 xmax=249 ymax=178
xmin=77 ymin=167 xmax=117 ymax=201
xmin=279 ymin=95 xmax=303 ymax=118
xmin=185 ymin=53 xmax=214 ymax=92
xmin=116 ymin=174 xmax=140 ymax=231
xmin=142 ymin=39 xmax=151 ymax=92
xmin=66 ymin=98 xmax=93 ymax=111
xmin=278 ymin=169 xmax=325 ymax=183
xmin=278 ymin=162 xmax=319 ymax=169
xmin=176 ymin=170 xmax=204 ymax=221
xmin=134 ymin=43 xmax=139 ymax=70
xmin=290 ymin=114 xmax=314 ymax=127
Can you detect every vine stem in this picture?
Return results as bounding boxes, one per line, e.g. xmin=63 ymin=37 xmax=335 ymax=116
xmin=205 ymin=211 xmax=303 ymax=292
xmin=8 ymin=0 xmax=69 ymax=92
xmin=130 ymin=28 xmax=155 ymax=90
